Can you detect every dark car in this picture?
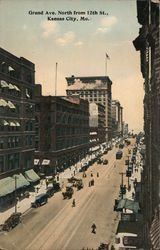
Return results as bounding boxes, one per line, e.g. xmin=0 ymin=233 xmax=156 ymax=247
xmin=46 ymin=186 xmax=54 ymax=197
xmin=97 ymin=158 xmax=103 ymax=164
xmin=116 ymin=150 xmax=123 ymax=159
xmin=31 ymin=193 xmax=48 ymax=208
xmin=103 ymin=159 xmax=108 ymax=165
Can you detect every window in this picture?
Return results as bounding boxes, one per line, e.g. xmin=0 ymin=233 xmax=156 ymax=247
xmin=0 ymin=156 xmax=4 ymax=173
xmin=24 ymin=155 xmax=32 ymax=169
xmin=0 ymin=139 xmax=4 ymax=149
xmin=8 ymin=154 xmax=19 ymax=170
xmin=35 ymin=104 xmax=40 ymax=112
xmin=25 ymin=135 xmax=29 ymax=146
xmin=29 ymin=135 xmax=33 ymax=145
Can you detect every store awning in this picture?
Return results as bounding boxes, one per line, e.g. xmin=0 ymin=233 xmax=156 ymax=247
xmin=0 ymin=177 xmax=15 ymax=198
xmin=14 ymin=85 xmax=20 ymax=91
xmin=0 ymin=119 xmax=9 ymax=126
xmin=8 ymin=121 xmax=16 ymax=127
xmin=7 ymin=101 xmax=16 ymax=109
xmin=34 ymin=159 xmax=40 ymax=165
xmin=42 ymin=159 xmax=50 ymax=165
xmin=8 ymin=83 xmax=15 ymax=90
xmin=117 ymin=199 xmax=140 ymax=213
xmin=0 ymin=98 xmax=8 ymax=107
xmin=0 ymin=80 xmax=9 ymax=88
xmin=0 ymin=174 xmax=29 ymax=198
xmin=25 ymin=169 xmax=40 ymax=183
xmin=150 ymin=209 xmax=160 ymax=249
xmin=12 ymin=174 xmax=30 ymax=189
xmin=14 ymin=121 xmax=20 ymax=127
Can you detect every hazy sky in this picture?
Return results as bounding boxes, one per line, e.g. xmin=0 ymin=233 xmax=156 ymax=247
xmin=0 ymin=0 xmax=144 ymax=133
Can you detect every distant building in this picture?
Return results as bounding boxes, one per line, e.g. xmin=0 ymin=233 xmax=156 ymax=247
xmin=89 ymin=102 xmax=106 ymax=151
xmin=112 ymin=100 xmax=123 ymax=137
xmin=66 ymin=76 xmax=112 ymax=142
xmin=0 ymin=48 xmax=35 ymax=179
xmin=35 ymin=84 xmax=90 ymax=175
xmin=123 ymin=123 xmax=128 ymax=136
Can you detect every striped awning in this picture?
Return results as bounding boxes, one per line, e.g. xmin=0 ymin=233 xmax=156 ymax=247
xmin=150 ymin=209 xmax=160 ymax=249
xmin=7 ymin=100 xmax=16 ymax=109
xmin=0 ymin=98 xmax=8 ymax=107
xmin=8 ymin=83 xmax=15 ymax=90
xmin=0 ymin=80 xmax=9 ymax=88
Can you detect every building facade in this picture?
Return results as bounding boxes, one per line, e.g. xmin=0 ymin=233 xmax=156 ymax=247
xmin=133 ymin=0 xmax=160 ymax=249
xmin=35 ymin=84 xmax=90 ymax=175
xmin=66 ymin=76 xmax=112 ymax=142
xmin=0 ymin=48 xmax=35 ymax=179
xmin=89 ymin=102 xmax=106 ymax=148
xmin=112 ymin=100 xmax=123 ymax=138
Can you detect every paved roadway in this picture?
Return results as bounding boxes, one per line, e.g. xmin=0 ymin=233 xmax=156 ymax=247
xmin=0 ymin=139 xmax=135 ymax=250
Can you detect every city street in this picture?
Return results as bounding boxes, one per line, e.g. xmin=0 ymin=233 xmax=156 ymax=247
xmin=0 ymin=140 xmax=135 ymax=250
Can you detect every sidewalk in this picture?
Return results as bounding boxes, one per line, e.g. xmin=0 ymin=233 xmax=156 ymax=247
xmin=0 ymin=181 xmax=47 ymax=225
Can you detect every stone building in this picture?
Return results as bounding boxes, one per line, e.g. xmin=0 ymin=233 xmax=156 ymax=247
xmin=89 ymin=102 xmax=106 ymax=151
xmin=35 ymin=84 xmax=90 ymax=175
xmin=0 ymin=48 xmax=35 ymax=179
xmin=112 ymin=100 xmax=123 ymax=138
xmin=133 ymin=0 xmax=160 ymax=248
xmin=66 ymin=76 xmax=112 ymax=142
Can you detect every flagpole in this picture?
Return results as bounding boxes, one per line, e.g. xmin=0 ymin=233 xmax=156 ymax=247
xmin=55 ymin=62 xmax=58 ymax=96
xmin=105 ymin=55 xmax=107 ymax=76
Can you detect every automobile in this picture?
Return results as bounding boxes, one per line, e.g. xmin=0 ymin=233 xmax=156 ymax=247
xmin=119 ymin=143 xmax=124 ymax=149
xmin=103 ymin=159 xmax=108 ymax=165
xmin=104 ymin=148 xmax=108 ymax=154
xmin=31 ymin=193 xmax=48 ymax=208
xmin=46 ymin=186 xmax=55 ymax=197
xmin=97 ymin=158 xmax=103 ymax=164
xmin=116 ymin=150 xmax=123 ymax=159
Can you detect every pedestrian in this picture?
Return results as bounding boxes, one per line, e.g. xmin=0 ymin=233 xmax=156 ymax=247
xmin=97 ymin=172 xmax=99 ymax=177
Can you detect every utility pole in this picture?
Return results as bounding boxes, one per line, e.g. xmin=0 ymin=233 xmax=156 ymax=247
xmin=14 ymin=176 xmax=17 ymax=214
xmin=119 ymin=172 xmax=125 ymax=199
xmin=127 ymin=155 xmax=130 ymax=191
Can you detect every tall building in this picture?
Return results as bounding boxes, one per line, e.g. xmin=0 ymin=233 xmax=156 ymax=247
xmin=133 ymin=0 xmax=160 ymax=249
xmin=66 ymin=76 xmax=112 ymax=142
xmin=35 ymin=84 xmax=90 ymax=175
xmin=0 ymin=48 xmax=35 ymax=179
xmin=112 ymin=100 xmax=123 ymax=137
xmin=89 ymin=102 xmax=106 ymax=149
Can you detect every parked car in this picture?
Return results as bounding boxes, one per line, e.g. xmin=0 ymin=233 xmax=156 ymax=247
xmin=97 ymin=158 xmax=103 ymax=164
xmin=46 ymin=186 xmax=54 ymax=197
xmin=31 ymin=193 xmax=48 ymax=208
xmin=103 ymin=159 xmax=108 ymax=165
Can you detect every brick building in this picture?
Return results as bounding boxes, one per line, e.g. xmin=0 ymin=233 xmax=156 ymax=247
xmin=66 ymin=76 xmax=112 ymax=142
xmin=0 ymin=48 xmax=35 ymax=179
xmin=35 ymin=84 xmax=90 ymax=175
xmin=133 ymin=0 xmax=160 ymax=248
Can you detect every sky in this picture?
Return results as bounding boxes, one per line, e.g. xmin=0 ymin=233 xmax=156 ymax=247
xmin=0 ymin=0 xmax=144 ymax=133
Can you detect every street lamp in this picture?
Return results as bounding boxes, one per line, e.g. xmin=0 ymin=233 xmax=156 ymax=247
xmin=14 ymin=176 xmax=18 ymax=214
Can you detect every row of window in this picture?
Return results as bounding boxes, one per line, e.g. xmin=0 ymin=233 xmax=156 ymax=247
xmin=0 ymin=153 xmax=33 ymax=173
xmin=56 ymin=137 xmax=89 ymax=150
xmin=0 ymin=137 xmax=20 ymax=149
xmin=56 ymin=127 xmax=89 ymax=137
xmin=56 ymin=104 xmax=88 ymax=116
xmin=68 ymin=90 xmax=106 ymax=95
xmin=56 ymin=114 xmax=89 ymax=126
xmin=0 ymin=81 xmax=33 ymax=100
xmin=0 ymin=153 xmax=19 ymax=173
